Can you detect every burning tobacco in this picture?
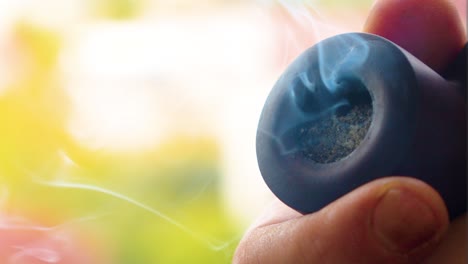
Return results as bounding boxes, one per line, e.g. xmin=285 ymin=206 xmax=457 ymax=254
xmin=298 ymin=103 xmax=372 ymax=163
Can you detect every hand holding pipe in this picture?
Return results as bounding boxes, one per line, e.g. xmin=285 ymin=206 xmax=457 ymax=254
xmin=256 ymin=33 xmax=466 ymax=219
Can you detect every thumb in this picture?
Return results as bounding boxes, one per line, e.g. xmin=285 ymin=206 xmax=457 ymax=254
xmin=234 ymin=177 xmax=449 ymax=264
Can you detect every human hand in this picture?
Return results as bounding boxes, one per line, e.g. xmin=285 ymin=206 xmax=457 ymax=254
xmin=233 ymin=0 xmax=467 ymax=263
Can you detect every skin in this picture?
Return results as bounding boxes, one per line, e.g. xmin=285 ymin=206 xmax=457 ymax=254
xmin=233 ymin=0 xmax=467 ymax=263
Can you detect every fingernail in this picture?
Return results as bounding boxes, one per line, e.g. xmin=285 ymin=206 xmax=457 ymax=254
xmin=372 ymin=187 xmax=442 ymax=253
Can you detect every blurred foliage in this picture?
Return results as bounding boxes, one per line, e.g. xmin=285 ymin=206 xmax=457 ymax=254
xmin=0 ymin=20 xmax=240 ymax=264
xmin=14 ymin=22 xmax=62 ymax=70
xmin=92 ymin=0 xmax=146 ymax=20
xmin=0 ymin=22 xmax=69 ymax=185
xmin=9 ymin=136 xmax=239 ymax=263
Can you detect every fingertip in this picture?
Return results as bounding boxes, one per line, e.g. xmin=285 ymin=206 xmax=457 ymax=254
xmin=364 ymin=0 xmax=466 ymax=72
xmin=377 ymin=177 xmax=450 ymax=226
xmin=234 ymin=177 xmax=450 ymax=264
xmin=303 ymin=177 xmax=450 ymax=261
xmin=370 ymin=178 xmax=449 ymax=258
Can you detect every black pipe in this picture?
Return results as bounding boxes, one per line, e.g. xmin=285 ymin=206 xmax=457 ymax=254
xmin=256 ymin=32 xmax=466 ymax=219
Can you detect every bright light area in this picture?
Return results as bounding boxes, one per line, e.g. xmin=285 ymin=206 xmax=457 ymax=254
xmin=67 ymin=82 xmax=168 ymax=151
xmin=61 ymin=13 xmax=275 ymax=154
xmin=59 ymin=12 xmax=277 ymax=221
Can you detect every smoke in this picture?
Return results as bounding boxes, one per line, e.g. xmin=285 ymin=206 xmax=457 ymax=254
xmin=0 ymin=212 xmax=107 ymax=264
xmin=19 ymin=149 xmax=232 ymax=252
xmin=9 ymin=247 xmax=61 ymax=263
xmin=35 ymin=179 xmax=232 ymax=252
xmin=259 ymin=1 xmax=373 ymax=162
xmin=271 ymin=0 xmax=346 ymax=69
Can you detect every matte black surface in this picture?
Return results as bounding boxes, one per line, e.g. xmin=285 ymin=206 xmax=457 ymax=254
xmin=256 ymin=33 xmax=467 ymax=219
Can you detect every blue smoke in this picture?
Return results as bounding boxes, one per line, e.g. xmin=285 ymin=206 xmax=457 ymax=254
xmin=262 ymin=33 xmax=372 ymax=159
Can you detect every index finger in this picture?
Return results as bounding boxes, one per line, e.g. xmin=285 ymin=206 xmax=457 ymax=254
xmin=364 ymin=0 xmax=466 ymax=72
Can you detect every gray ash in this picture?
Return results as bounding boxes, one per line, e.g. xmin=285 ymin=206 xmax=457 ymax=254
xmin=298 ymin=103 xmax=372 ymax=163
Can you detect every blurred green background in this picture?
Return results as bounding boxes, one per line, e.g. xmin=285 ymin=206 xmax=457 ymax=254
xmin=0 ymin=0 xmax=381 ymax=263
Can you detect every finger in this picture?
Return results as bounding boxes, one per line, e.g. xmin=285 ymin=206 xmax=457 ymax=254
xmin=364 ymin=0 xmax=466 ymax=72
xmin=233 ymin=177 xmax=449 ymax=264
xmin=423 ymin=214 xmax=467 ymax=264
xmin=247 ymin=198 xmax=302 ymax=232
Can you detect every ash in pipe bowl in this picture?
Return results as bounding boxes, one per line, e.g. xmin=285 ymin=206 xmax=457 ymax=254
xmin=256 ymin=33 xmax=466 ymax=219
xmin=297 ymin=93 xmax=372 ymax=164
